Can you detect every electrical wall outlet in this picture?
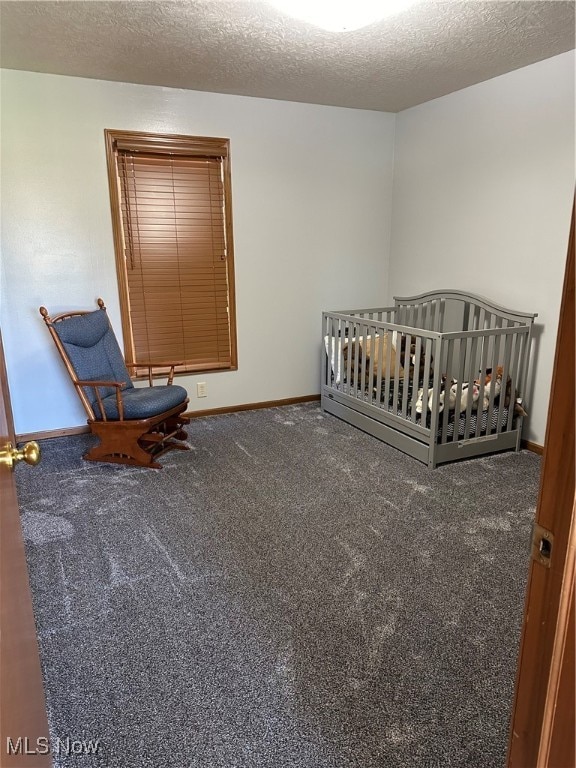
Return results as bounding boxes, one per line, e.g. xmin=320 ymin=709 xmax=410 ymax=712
xmin=196 ymin=381 xmax=207 ymax=398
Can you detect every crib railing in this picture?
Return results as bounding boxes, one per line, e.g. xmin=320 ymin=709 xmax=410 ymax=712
xmin=322 ymin=308 xmax=440 ymax=439
xmin=433 ymin=325 xmax=531 ymax=445
xmin=322 ymin=306 xmax=534 ymax=448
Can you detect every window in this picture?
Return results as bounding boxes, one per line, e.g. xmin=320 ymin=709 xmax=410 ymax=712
xmin=104 ymin=129 xmax=237 ymax=376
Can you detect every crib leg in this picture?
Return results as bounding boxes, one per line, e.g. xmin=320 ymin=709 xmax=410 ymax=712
xmin=515 ymin=417 xmax=524 ymax=452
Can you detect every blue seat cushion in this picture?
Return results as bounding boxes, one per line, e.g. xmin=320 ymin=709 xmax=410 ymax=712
xmin=95 ymin=384 xmax=188 ymax=421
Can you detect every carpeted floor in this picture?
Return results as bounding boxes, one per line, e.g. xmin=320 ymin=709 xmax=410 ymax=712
xmin=17 ymin=404 xmax=540 ymax=768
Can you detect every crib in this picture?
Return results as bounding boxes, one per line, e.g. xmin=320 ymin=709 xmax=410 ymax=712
xmin=321 ymin=290 xmax=537 ymax=468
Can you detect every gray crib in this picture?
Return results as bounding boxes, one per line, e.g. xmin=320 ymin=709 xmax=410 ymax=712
xmin=321 ymin=290 xmax=537 ymax=468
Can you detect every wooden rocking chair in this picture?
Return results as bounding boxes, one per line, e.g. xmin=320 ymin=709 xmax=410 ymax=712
xmin=40 ymin=299 xmax=190 ymax=468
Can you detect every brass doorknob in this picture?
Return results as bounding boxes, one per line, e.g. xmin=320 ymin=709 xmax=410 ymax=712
xmin=0 ymin=441 xmax=41 ymax=470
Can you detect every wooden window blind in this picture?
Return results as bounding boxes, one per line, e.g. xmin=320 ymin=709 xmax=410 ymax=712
xmin=105 ymin=130 xmax=237 ymax=376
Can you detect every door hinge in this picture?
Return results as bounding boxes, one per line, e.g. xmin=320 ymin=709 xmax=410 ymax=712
xmin=531 ymin=522 xmax=554 ymax=568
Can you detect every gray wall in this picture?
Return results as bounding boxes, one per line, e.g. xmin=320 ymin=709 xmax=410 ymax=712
xmin=389 ymin=51 xmax=575 ymax=444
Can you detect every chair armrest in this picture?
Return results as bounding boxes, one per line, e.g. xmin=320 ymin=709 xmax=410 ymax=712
xmin=75 ymin=379 xmax=126 ymax=421
xmin=132 ymin=362 xmax=182 ymax=386
xmin=75 ymin=379 xmax=125 ymax=388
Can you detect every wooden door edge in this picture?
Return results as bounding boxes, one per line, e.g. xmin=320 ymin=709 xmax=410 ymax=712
xmin=537 ymin=498 xmax=576 ymax=765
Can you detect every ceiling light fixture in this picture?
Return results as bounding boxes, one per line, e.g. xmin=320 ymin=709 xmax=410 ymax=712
xmin=269 ymin=0 xmax=417 ymax=32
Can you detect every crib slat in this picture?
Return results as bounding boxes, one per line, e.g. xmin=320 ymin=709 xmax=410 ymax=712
xmin=507 ymin=329 xmax=522 ymax=432
xmin=339 ymin=318 xmax=347 ymax=390
xmin=462 ymin=301 xmax=470 ymax=332
xmin=471 ymin=304 xmax=480 ymax=331
xmin=438 ymin=299 xmax=446 ymax=332
xmin=440 ymin=338 xmax=454 ymax=444
xmin=480 ymin=314 xmax=496 ymax=434
xmin=401 ymin=333 xmax=411 ymax=418
xmin=497 ymin=324 xmax=514 ymax=433
xmin=463 ymin=336 xmax=478 ymax=440
xmin=410 ymin=334 xmax=423 ymax=423
xmin=330 ymin=316 xmax=337 ymax=388
xmin=478 ymin=307 xmax=486 ymax=335
xmin=384 ymin=316 xmax=393 ymax=408
xmin=392 ymin=329 xmax=403 ymax=413
xmin=516 ymin=325 xmax=532 ymax=418
xmin=508 ymin=328 xmax=522 ymax=431
xmin=519 ymin=331 xmax=531 ymax=421
xmin=323 ymin=314 xmax=329 ymax=387
xmin=347 ymin=321 xmax=356 ymax=396
xmin=429 ymin=300 xmax=437 ymax=332
xmin=475 ymin=331 xmax=491 ymax=438
xmin=332 ymin=315 xmax=339 ymax=389
xmin=422 ymin=337 xmax=433 ymax=421
xmin=367 ymin=324 xmax=376 ymax=403
xmin=516 ymin=330 xmax=526 ymax=396
xmin=334 ymin=317 xmax=341 ymax=389
xmin=359 ymin=321 xmax=368 ymax=400
xmin=375 ymin=328 xmax=384 ymax=406
xmin=372 ymin=330 xmax=388 ymax=406
xmin=420 ymin=302 xmax=427 ymax=331
xmin=450 ymin=337 xmax=467 ymax=443
xmin=486 ymin=317 xmax=503 ymax=432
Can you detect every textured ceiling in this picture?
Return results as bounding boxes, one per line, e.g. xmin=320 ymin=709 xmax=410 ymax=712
xmin=0 ymin=0 xmax=574 ymax=112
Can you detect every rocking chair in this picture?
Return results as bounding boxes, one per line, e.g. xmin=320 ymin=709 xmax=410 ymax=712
xmin=40 ymin=299 xmax=190 ymax=468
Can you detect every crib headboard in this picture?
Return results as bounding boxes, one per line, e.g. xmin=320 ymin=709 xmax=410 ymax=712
xmin=393 ymin=289 xmax=537 ymax=333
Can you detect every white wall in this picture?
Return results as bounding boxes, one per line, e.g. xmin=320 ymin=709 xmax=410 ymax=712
xmin=390 ymin=51 xmax=575 ymax=445
xmin=0 ymin=70 xmax=395 ymax=435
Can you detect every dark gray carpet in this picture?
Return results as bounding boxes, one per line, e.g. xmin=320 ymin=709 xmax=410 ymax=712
xmin=17 ymin=404 xmax=540 ymax=768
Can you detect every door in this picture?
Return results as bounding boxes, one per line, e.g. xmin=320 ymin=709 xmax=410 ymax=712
xmin=0 ymin=329 xmax=50 ymax=767
xmin=508 ymin=200 xmax=575 ymax=767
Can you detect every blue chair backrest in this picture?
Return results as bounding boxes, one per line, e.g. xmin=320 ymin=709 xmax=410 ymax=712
xmin=51 ymin=309 xmax=133 ymax=406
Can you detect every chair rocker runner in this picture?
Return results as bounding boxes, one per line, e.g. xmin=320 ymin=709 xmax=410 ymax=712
xmin=40 ymin=299 xmax=190 ymax=468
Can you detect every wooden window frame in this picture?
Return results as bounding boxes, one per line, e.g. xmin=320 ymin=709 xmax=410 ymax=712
xmin=104 ymin=129 xmax=238 ymax=377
